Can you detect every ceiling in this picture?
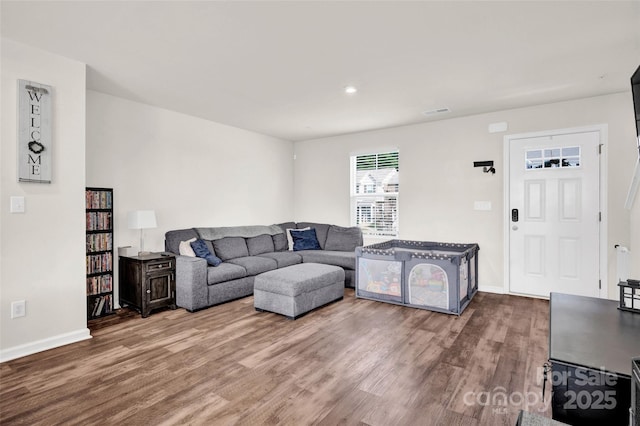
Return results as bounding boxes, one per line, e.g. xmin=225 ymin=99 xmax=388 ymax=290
xmin=2 ymin=1 xmax=639 ymax=142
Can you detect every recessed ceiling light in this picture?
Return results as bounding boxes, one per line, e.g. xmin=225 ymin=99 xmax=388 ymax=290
xmin=344 ymin=86 xmax=357 ymax=94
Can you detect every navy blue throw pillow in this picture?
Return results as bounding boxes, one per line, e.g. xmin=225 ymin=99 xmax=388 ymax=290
xmin=190 ymin=239 xmax=222 ymax=266
xmin=291 ymin=228 xmax=321 ymax=251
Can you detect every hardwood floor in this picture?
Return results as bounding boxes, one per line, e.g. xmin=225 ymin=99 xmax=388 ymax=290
xmin=0 ymin=290 xmax=551 ymax=425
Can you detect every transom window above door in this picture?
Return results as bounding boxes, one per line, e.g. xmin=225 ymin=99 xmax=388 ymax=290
xmin=525 ymin=146 xmax=580 ymax=170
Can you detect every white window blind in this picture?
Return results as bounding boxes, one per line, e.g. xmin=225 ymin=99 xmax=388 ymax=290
xmin=351 ymin=151 xmax=399 ymax=237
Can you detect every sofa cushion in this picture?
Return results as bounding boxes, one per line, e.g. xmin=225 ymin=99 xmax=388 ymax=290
xmin=256 ymin=252 xmax=303 ymax=268
xmin=246 ymin=234 xmax=275 ymax=256
xmin=227 ymin=256 xmax=278 ymax=276
xmin=165 ymin=228 xmax=199 ymax=255
xmin=291 ymin=228 xmax=322 ymax=251
xmin=298 ymin=250 xmax=356 ymax=270
xmin=324 ymin=225 xmax=363 ymax=251
xmin=207 ymin=263 xmax=247 ymax=285
xmin=272 ymin=233 xmax=288 ymax=252
xmin=203 ymin=239 xmax=216 ymax=255
xmin=191 ymin=239 xmax=223 ymax=266
xmin=212 ymin=237 xmax=249 ymax=261
xmin=274 ymin=222 xmax=297 ymax=249
xmin=297 ymin=222 xmax=330 ymax=249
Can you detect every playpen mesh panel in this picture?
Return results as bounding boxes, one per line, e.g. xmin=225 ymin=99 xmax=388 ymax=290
xmin=408 ymin=264 xmax=449 ymax=309
xmin=358 ymin=258 xmax=402 ymax=297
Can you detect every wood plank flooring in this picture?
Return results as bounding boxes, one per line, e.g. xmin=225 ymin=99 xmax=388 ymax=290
xmin=0 ymin=290 xmax=552 ymax=425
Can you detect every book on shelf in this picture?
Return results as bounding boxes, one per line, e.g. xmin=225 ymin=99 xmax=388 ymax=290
xmin=104 ymin=295 xmax=112 ymax=314
xmin=92 ymin=296 xmax=103 ymax=317
xmin=100 ymin=275 xmax=113 ymax=293
xmin=87 ymin=278 xmax=98 ymax=295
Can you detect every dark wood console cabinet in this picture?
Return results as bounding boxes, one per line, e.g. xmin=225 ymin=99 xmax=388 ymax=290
xmin=119 ymin=253 xmax=176 ymax=318
xmin=549 ymin=292 xmax=640 ymax=425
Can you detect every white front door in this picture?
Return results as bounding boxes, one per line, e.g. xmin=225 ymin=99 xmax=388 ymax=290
xmin=508 ymin=130 xmax=601 ymax=298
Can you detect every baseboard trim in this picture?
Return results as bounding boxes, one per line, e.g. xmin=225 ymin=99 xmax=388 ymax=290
xmin=0 ymin=328 xmax=92 ymax=363
xmin=478 ymin=285 xmax=506 ymax=294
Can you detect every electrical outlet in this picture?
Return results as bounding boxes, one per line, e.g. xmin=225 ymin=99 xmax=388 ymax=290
xmin=11 ymin=300 xmax=26 ymax=318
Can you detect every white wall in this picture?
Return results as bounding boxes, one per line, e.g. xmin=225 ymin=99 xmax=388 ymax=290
xmin=0 ymin=38 xmax=89 ymax=361
xmin=630 ymin=170 xmax=640 ymax=277
xmin=86 ymin=91 xmax=294 ymax=294
xmin=294 ymin=93 xmax=637 ymax=296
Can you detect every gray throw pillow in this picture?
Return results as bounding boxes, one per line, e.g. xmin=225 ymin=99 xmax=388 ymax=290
xmin=324 ymin=225 xmax=363 ymax=251
xmin=297 ymin=222 xmax=330 ymax=249
xmin=246 ymin=234 xmax=275 ymax=256
xmin=212 ymin=237 xmax=249 ymax=261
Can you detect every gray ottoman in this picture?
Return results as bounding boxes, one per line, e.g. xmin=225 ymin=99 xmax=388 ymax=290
xmin=254 ymin=263 xmax=345 ymax=319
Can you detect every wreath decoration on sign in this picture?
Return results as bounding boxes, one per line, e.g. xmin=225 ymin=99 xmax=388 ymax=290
xmin=28 ymin=141 xmax=45 ymax=154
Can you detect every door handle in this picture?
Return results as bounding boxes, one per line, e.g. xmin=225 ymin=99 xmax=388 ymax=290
xmin=511 ymin=208 xmax=519 ymax=222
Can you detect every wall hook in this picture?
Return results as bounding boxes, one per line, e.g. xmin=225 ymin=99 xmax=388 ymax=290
xmin=473 ymin=161 xmax=496 ymax=174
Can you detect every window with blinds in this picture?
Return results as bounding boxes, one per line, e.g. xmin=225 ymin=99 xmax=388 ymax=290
xmin=351 ymin=151 xmax=399 ymax=237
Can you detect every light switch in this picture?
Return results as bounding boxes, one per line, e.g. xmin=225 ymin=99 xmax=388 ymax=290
xmin=474 ymin=201 xmax=492 ymax=211
xmin=10 ymin=196 xmax=25 ymax=213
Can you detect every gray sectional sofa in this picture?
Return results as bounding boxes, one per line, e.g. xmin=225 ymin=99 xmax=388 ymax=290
xmin=164 ymin=222 xmax=363 ymax=312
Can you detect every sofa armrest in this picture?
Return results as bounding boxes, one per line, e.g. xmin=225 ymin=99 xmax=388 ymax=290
xmin=175 ymin=256 xmax=208 ymax=311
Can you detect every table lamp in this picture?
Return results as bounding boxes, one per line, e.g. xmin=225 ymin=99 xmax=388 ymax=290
xmin=127 ymin=210 xmax=157 ymax=255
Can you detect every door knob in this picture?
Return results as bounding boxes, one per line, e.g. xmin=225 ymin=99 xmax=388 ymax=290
xmin=512 ymin=225 xmax=519 ymax=231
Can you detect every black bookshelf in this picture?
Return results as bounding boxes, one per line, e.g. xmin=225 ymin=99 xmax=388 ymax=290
xmin=86 ymin=187 xmax=115 ymax=320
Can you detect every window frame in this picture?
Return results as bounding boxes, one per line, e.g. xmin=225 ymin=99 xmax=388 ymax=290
xmin=350 ymin=150 xmax=399 ymax=238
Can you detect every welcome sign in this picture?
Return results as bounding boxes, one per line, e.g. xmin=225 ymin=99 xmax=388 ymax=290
xmin=18 ymin=79 xmax=52 ymax=183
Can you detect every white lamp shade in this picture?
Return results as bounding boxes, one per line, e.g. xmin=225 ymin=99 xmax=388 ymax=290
xmin=127 ymin=210 xmax=157 ymax=229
